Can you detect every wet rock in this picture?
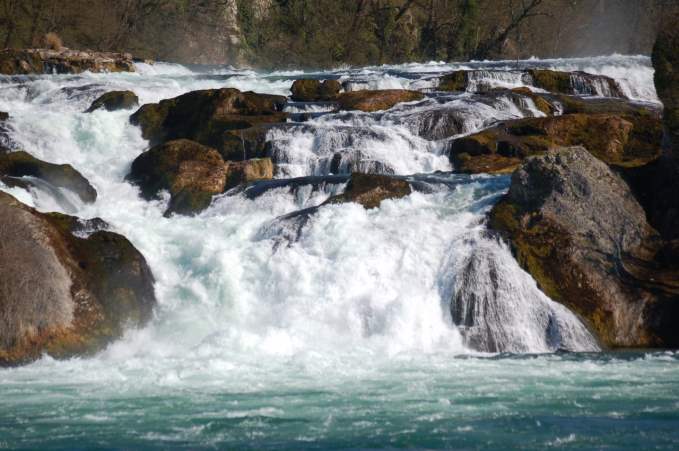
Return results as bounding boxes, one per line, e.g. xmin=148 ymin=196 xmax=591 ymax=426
xmin=438 ymin=71 xmax=469 ymax=92
xmin=325 ymin=172 xmax=412 ymax=209
xmin=236 ymin=174 xmax=349 ymax=200
xmin=0 ymin=48 xmax=135 ymax=75
xmin=0 ymin=151 xmax=97 ymax=203
xmin=0 ymin=191 xmax=156 ymax=367
xmin=0 ymin=112 xmax=10 ymax=153
xmin=438 ymin=69 xmax=624 ymax=98
xmin=489 ymin=147 xmax=679 ymax=348
xmin=129 ymin=88 xmax=287 ymax=157
xmin=527 ymin=69 xmax=623 ymax=97
xmin=85 ymin=90 xmax=139 ymax=113
xmin=220 ymin=124 xmax=274 ymax=161
xmin=291 ymin=79 xmax=341 ymax=101
xmin=127 ymin=139 xmax=227 ymax=216
xmin=225 ymin=158 xmax=274 ymax=190
xmin=449 ymin=111 xmax=662 ymax=174
xmin=336 ymin=89 xmax=424 ymax=112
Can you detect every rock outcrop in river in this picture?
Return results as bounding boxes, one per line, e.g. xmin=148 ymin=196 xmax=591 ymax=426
xmin=489 ymin=147 xmax=679 ymax=347
xmin=85 ymin=91 xmax=139 ymax=113
xmin=449 ymin=110 xmax=662 ymax=173
xmin=130 ymin=87 xmax=287 ymax=156
xmin=439 ymin=69 xmax=624 ymax=97
xmin=128 ymin=139 xmax=273 ymax=216
xmin=0 ymin=191 xmax=156 ymax=366
xmin=0 ymin=151 xmax=97 ymax=203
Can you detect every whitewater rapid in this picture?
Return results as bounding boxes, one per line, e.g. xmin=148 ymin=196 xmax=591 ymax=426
xmin=2 ymin=54 xmax=677 ymax=450
xmin=6 ymin=56 xmax=658 ymax=362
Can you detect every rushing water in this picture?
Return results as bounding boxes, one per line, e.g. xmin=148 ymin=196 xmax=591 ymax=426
xmin=1 ymin=55 xmax=677 ymax=450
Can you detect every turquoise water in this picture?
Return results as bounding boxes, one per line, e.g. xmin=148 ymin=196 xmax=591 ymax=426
xmin=0 ymin=56 xmax=676 ymax=450
xmin=2 ymin=352 xmax=679 ymax=449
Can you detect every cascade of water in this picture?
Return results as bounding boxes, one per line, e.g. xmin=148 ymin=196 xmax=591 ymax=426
xmin=0 ymin=55 xmax=652 ymax=362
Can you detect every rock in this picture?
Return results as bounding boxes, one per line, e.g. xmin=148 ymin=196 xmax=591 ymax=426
xmin=127 ymin=139 xmax=227 ymax=216
xmin=0 ymin=191 xmax=156 ymax=366
xmin=129 ymin=88 xmax=287 ymax=158
xmin=291 ymin=79 xmax=341 ymax=101
xmin=437 ymin=69 xmax=624 ymax=98
xmin=85 ymin=91 xmax=139 ymax=113
xmin=449 ymin=112 xmax=662 ymax=174
xmin=633 ymin=12 xmax=679 ymax=240
xmin=529 ymin=69 xmax=624 ymax=98
xmin=335 ymin=89 xmax=424 ymax=112
xmin=0 ymin=112 xmax=10 ymax=153
xmin=438 ymin=71 xmax=469 ymax=92
xmin=259 ymin=173 xmax=412 ymax=246
xmin=652 ymin=12 xmax=679 ymax=158
xmin=489 ymin=147 xmax=679 ymax=348
xmin=0 ymin=48 xmax=135 ymax=75
xmin=325 ymin=172 xmax=412 ymax=209
xmin=224 ymin=158 xmax=274 ymax=190
xmin=220 ymin=124 xmax=274 ymax=161
xmin=0 ymin=151 xmax=97 ymax=203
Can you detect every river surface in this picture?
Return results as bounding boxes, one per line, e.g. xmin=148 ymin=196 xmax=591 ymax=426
xmin=1 ymin=55 xmax=678 ymax=450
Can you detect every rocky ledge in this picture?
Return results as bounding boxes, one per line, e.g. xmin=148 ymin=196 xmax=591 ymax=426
xmin=0 ymin=48 xmax=135 ymax=75
xmin=438 ymin=68 xmax=624 ymax=97
xmin=0 ymin=191 xmax=156 ymax=366
xmin=489 ymin=148 xmax=679 ymax=348
xmin=127 ymin=139 xmax=273 ymax=216
xmin=449 ymin=109 xmax=662 ymax=174
xmin=130 ymin=88 xmax=287 ymax=161
xmin=0 ymin=150 xmax=97 ymax=203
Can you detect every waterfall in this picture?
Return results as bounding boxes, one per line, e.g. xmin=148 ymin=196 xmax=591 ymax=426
xmin=0 ymin=55 xmax=655 ymax=364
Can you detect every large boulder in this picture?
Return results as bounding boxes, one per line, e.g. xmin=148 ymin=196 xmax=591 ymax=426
xmin=85 ymin=91 xmax=139 ymax=113
xmin=129 ymin=88 xmax=287 ymax=158
xmin=335 ymin=90 xmax=424 ymax=112
xmin=127 ymin=139 xmax=227 ymax=216
xmin=0 ymin=48 xmax=134 ymax=75
xmin=0 ymin=151 xmax=97 ymax=203
xmin=0 ymin=192 xmax=156 ymax=366
xmin=291 ymin=79 xmax=341 ymax=101
xmin=489 ymin=147 xmax=679 ymax=348
xmin=325 ymin=172 xmax=412 ymax=209
xmin=449 ymin=112 xmax=662 ymax=174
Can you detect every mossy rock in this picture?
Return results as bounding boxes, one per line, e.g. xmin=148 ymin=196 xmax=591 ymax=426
xmin=438 ymin=71 xmax=469 ymax=92
xmin=488 ymin=147 xmax=679 ymax=348
xmin=291 ymin=79 xmax=341 ymax=101
xmin=127 ymin=139 xmax=227 ymax=216
xmin=0 ymin=150 xmax=97 ymax=203
xmin=335 ymin=89 xmax=424 ymax=112
xmin=449 ymin=112 xmax=662 ymax=173
xmin=0 ymin=191 xmax=155 ymax=367
xmin=527 ymin=69 xmax=623 ymax=97
xmin=129 ymin=88 xmax=287 ymax=152
xmin=85 ymin=90 xmax=139 ymax=113
xmin=325 ymin=172 xmax=411 ymax=209
xmin=224 ymin=157 xmax=274 ymax=190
